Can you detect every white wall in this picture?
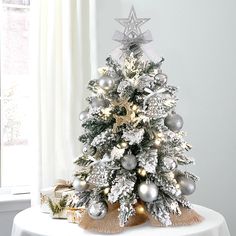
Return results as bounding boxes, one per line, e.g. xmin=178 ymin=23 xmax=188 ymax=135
xmin=91 ymin=0 xmax=236 ymax=234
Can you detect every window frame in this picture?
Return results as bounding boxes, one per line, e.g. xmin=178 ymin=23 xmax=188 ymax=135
xmin=0 ymin=0 xmax=31 ymax=191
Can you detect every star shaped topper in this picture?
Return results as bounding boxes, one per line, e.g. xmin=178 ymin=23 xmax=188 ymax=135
xmin=115 ymin=6 xmax=150 ymax=39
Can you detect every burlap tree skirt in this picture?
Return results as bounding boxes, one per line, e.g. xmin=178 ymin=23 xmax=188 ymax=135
xmin=79 ymin=204 xmax=203 ymax=234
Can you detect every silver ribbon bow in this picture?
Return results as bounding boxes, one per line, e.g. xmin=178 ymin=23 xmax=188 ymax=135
xmin=113 ymin=30 xmax=153 ymax=47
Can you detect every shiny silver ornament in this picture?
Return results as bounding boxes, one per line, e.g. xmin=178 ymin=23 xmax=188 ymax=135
xmin=121 ymin=154 xmax=137 ymax=170
xmin=160 ymin=156 xmax=177 ymax=172
xmin=91 ymin=97 xmax=106 ymax=109
xmin=138 ymin=182 xmax=159 ymax=202
xmin=72 ymin=178 xmax=88 ymax=191
xmin=98 ymin=76 xmax=114 ymax=91
xmin=177 ymin=175 xmax=196 ymax=195
xmin=88 ymin=201 xmax=108 ymax=220
xmin=83 ymin=144 xmax=96 ymax=156
xmin=154 ymin=73 xmax=167 ymax=86
xmin=79 ymin=110 xmax=89 ymax=121
xmin=164 ymin=113 xmax=183 ymax=132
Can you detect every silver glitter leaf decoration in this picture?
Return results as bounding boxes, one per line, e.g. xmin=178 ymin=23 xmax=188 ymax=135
xmin=88 ymin=164 xmax=113 ymax=187
xmin=122 ymin=128 xmax=145 ymax=145
xmin=137 ymin=148 xmax=158 ymax=173
xmin=145 ymin=95 xmax=166 ymax=119
xmin=108 ymin=173 xmax=136 ymax=203
xmin=144 ymin=94 xmax=176 ymax=119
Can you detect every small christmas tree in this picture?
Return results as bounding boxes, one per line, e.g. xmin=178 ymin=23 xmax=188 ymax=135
xmin=71 ymin=7 xmax=200 ymax=232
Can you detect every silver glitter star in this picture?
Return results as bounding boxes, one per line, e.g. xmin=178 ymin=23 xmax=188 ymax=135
xmin=115 ymin=6 xmax=150 ymax=38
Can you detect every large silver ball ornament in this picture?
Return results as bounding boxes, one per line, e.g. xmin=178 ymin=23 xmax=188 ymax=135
xmin=121 ymin=154 xmax=137 ymax=170
xmin=177 ymin=175 xmax=196 ymax=196
xmin=79 ymin=110 xmax=89 ymax=121
xmin=83 ymin=145 xmax=96 ymax=156
xmin=98 ymin=76 xmax=114 ymax=91
xmin=73 ymin=178 xmax=88 ymax=191
xmin=160 ymin=156 xmax=177 ymax=172
xmin=164 ymin=113 xmax=184 ymax=132
xmin=88 ymin=201 xmax=108 ymax=220
xmin=138 ymin=182 xmax=159 ymax=202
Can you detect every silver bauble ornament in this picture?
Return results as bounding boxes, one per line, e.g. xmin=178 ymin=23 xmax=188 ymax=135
xmin=79 ymin=110 xmax=89 ymax=121
xmin=121 ymin=154 xmax=137 ymax=170
xmin=98 ymin=76 xmax=114 ymax=91
xmin=164 ymin=113 xmax=184 ymax=132
xmin=91 ymin=97 xmax=107 ymax=109
xmin=160 ymin=156 xmax=177 ymax=172
xmin=88 ymin=201 xmax=108 ymax=220
xmin=154 ymin=73 xmax=167 ymax=86
xmin=83 ymin=145 xmax=96 ymax=156
xmin=138 ymin=182 xmax=159 ymax=202
xmin=177 ymin=175 xmax=196 ymax=196
xmin=72 ymin=178 xmax=88 ymax=191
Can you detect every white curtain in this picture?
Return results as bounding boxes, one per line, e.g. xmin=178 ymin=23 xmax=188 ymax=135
xmin=29 ymin=0 xmax=91 ymax=205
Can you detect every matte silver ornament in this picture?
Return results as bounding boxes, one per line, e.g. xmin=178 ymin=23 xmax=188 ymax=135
xmin=91 ymin=97 xmax=106 ymax=109
xmin=72 ymin=178 xmax=88 ymax=191
xmin=121 ymin=154 xmax=137 ymax=170
xmin=83 ymin=144 xmax=96 ymax=156
xmin=177 ymin=175 xmax=196 ymax=195
xmin=154 ymin=73 xmax=167 ymax=86
xmin=160 ymin=156 xmax=177 ymax=172
xmin=88 ymin=201 xmax=108 ymax=220
xmin=138 ymin=182 xmax=158 ymax=202
xmin=98 ymin=76 xmax=114 ymax=91
xmin=79 ymin=110 xmax=89 ymax=121
xmin=164 ymin=113 xmax=183 ymax=132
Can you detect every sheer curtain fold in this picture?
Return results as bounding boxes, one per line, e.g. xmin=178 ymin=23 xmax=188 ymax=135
xmin=30 ymin=0 xmax=91 ymax=205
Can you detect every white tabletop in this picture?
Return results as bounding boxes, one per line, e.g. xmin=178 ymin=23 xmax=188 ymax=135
xmin=11 ymin=205 xmax=230 ymax=236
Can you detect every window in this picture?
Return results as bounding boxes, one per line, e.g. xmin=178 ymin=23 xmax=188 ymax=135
xmin=0 ymin=0 xmax=31 ymax=188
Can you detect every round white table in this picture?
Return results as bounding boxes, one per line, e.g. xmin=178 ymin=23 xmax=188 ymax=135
xmin=11 ymin=205 xmax=230 ymax=236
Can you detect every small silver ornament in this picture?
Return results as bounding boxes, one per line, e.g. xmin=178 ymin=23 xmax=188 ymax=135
xmin=79 ymin=110 xmax=89 ymax=121
xmin=164 ymin=113 xmax=184 ymax=132
xmin=177 ymin=175 xmax=196 ymax=195
xmin=98 ymin=76 xmax=114 ymax=91
xmin=160 ymin=156 xmax=177 ymax=172
xmin=91 ymin=97 xmax=107 ymax=109
xmin=83 ymin=144 xmax=96 ymax=156
xmin=138 ymin=182 xmax=159 ymax=202
xmin=121 ymin=154 xmax=137 ymax=170
xmin=137 ymin=76 xmax=155 ymax=91
xmin=72 ymin=178 xmax=88 ymax=191
xmin=154 ymin=73 xmax=167 ymax=86
xmin=88 ymin=201 xmax=108 ymax=220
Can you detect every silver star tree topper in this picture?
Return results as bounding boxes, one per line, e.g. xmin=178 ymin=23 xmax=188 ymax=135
xmin=113 ymin=7 xmax=152 ymax=46
xmin=115 ymin=6 xmax=150 ymax=38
